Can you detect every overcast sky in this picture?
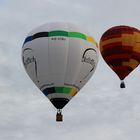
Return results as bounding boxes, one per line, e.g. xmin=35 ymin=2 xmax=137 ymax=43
xmin=1 ymin=0 xmax=140 ymax=140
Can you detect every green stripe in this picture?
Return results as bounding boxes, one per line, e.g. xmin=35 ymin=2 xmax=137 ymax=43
xmin=54 ymin=87 xmax=72 ymax=94
xmin=49 ymin=31 xmax=87 ymax=40
xmin=49 ymin=31 xmax=68 ymax=37
xmin=68 ymin=32 xmax=87 ymax=40
xmin=63 ymin=87 xmax=71 ymax=93
xmin=55 ymin=87 xmax=64 ymax=93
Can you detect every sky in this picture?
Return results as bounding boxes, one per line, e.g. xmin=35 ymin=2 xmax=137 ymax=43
xmin=1 ymin=0 xmax=140 ymax=140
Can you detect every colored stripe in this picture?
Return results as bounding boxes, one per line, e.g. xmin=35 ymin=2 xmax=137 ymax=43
xmin=33 ymin=32 xmax=48 ymax=39
xmin=70 ymin=88 xmax=78 ymax=96
xmin=100 ymin=42 xmax=122 ymax=51
xmin=55 ymin=87 xmax=64 ymax=93
xmin=132 ymin=52 xmax=140 ymax=63
xmin=42 ymin=86 xmax=78 ymax=97
xmin=122 ymin=59 xmax=139 ymax=69
xmin=108 ymin=58 xmax=130 ymax=67
xmin=105 ymin=54 xmax=131 ymax=62
xmin=102 ymin=46 xmax=132 ymax=57
xmin=23 ymin=31 xmax=96 ymax=45
xmin=47 ymin=87 xmax=55 ymax=94
xmin=49 ymin=31 xmax=68 ymax=37
xmin=101 ymin=35 xmax=122 ymax=41
xmin=87 ymin=36 xmax=97 ymax=45
xmin=68 ymin=32 xmax=86 ymax=40
xmin=100 ymin=38 xmax=122 ymax=47
xmin=63 ymin=87 xmax=71 ymax=93
xmin=24 ymin=36 xmax=32 ymax=44
xmin=42 ymin=88 xmax=48 ymax=96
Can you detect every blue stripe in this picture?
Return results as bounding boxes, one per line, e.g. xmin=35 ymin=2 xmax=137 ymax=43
xmin=24 ymin=36 xmax=33 ymax=44
xmin=42 ymin=88 xmax=48 ymax=96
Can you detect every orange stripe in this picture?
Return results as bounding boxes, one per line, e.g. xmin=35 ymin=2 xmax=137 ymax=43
xmin=101 ymin=35 xmax=121 ymax=41
xmin=100 ymin=42 xmax=122 ymax=51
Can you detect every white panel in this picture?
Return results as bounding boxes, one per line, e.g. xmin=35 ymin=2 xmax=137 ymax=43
xmin=48 ymin=37 xmax=69 ymax=86
xmin=31 ymin=38 xmax=52 ymax=89
xmin=64 ymin=38 xmax=85 ymax=89
xmin=47 ymin=23 xmax=69 ymax=86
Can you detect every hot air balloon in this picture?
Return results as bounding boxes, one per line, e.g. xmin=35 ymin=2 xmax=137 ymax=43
xmin=22 ymin=22 xmax=99 ymax=121
xmin=100 ymin=25 xmax=140 ymax=88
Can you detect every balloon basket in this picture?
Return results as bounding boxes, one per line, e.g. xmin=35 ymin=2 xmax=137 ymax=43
xmin=120 ymin=80 xmax=125 ymax=88
xmin=56 ymin=109 xmax=63 ymax=122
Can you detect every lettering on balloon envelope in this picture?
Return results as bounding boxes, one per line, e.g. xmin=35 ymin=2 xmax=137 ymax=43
xmin=76 ymin=48 xmax=97 ymax=87
xmin=82 ymin=48 xmax=96 ymax=71
xmin=22 ymin=48 xmax=38 ymax=82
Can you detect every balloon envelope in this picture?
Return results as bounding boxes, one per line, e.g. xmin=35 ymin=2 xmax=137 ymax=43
xmin=22 ymin=22 xmax=99 ymax=110
xmin=100 ymin=25 xmax=140 ymax=84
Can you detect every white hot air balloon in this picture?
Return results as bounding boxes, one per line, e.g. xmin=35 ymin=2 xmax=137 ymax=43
xmin=22 ymin=22 xmax=99 ymax=121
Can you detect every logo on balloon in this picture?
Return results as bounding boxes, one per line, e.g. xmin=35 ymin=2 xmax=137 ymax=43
xmin=22 ymin=48 xmax=37 ymax=68
xmin=82 ymin=48 xmax=96 ymax=72
xmin=22 ymin=48 xmax=38 ymax=81
xmin=24 ymin=57 xmax=36 ymax=68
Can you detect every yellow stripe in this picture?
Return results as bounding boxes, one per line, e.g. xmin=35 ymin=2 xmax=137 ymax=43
xmin=100 ymin=38 xmax=122 ymax=52
xmin=100 ymin=38 xmax=122 ymax=46
xmin=122 ymin=59 xmax=139 ymax=69
xmin=122 ymin=34 xmax=135 ymax=46
xmin=133 ymin=32 xmax=140 ymax=53
xmin=70 ymin=88 xmax=78 ymax=97
xmin=87 ymin=36 xmax=97 ymax=45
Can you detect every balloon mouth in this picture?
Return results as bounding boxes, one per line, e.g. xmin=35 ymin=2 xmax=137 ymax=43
xmin=50 ymin=98 xmax=69 ymax=109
